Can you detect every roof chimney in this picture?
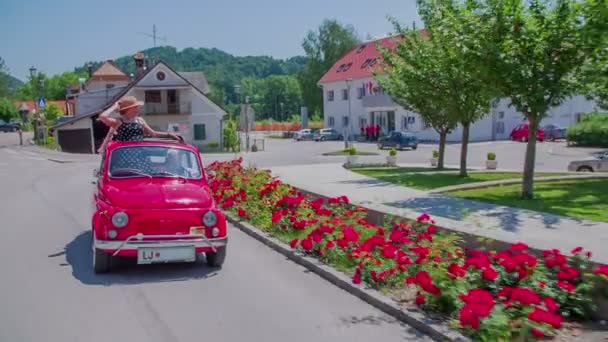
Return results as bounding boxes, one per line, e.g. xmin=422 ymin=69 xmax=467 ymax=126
xmin=87 ymin=63 xmax=93 ymax=77
xmin=134 ymin=52 xmax=145 ymax=77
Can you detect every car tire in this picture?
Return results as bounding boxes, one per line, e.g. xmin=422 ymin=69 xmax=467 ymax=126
xmin=577 ymin=166 xmax=593 ymax=172
xmin=378 ymin=143 xmax=383 ymax=150
xmin=92 ymin=235 xmax=112 ymax=274
xmin=412 ymin=145 xmax=418 ymax=150
xmin=320 ymin=136 xmax=326 ymax=141
xmin=396 ymin=144 xmax=402 ymax=150
xmin=206 ymin=246 xmax=227 ymax=267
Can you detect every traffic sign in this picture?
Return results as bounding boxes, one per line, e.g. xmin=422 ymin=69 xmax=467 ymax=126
xmin=37 ymin=98 xmax=46 ymax=109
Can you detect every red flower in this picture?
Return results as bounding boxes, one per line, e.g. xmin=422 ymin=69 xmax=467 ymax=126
xmin=557 ymin=266 xmax=579 ymax=282
xmin=415 ymin=293 xmax=426 ymax=305
xmin=531 ymin=328 xmax=545 ymax=338
xmin=586 ymin=251 xmax=593 ymax=259
xmin=593 ymin=265 xmax=608 ymax=278
xmin=538 ymin=281 xmax=546 ymax=289
xmin=510 ymin=242 xmax=528 ymax=251
xmin=459 ymin=306 xmax=480 ymax=329
xmin=544 ymin=297 xmax=559 ymax=312
xmin=482 ymin=267 xmax=499 ymax=281
xmin=459 ymin=289 xmax=496 ymax=318
xmin=417 ymin=213 xmax=431 ymax=222
xmin=528 ymin=307 xmax=562 ymax=329
xmin=405 ymin=277 xmax=416 ymax=285
xmin=427 ymin=226 xmax=437 ymax=234
xmin=465 ymin=256 xmax=490 ymax=270
xmin=237 ymin=207 xmax=247 ymax=218
xmin=517 ymin=268 xmax=528 ymax=281
xmin=415 ymin=271 xmax=441 ymax=296
xmin=326 ymin=240 xmax=335 ymax=250
xmin=510 ymin=287 xmax=541 ymax=306
xmin=448 ymin=263 xmax=467 ymax=278
xmin=352 ymin=268 xmax=362 ymax=284
xmin=571 ymin=246 xmax=583 ymax=254
xmin=289 ymin=239 xmax=299 ymax=249
xmin=337 ymin=239 xmax=349 ymax=249
xmin=557 ymin=281 xmax=575 ymax=293
xmin=389 ymin=229 xmax=406 ymax=243
xmin=311 ymin=231 xmax=323 ymax=243
xmin=301 ymin=238 xmax=314 ymax=251
xmin=342 ymin=226 xmax=359 ymax=242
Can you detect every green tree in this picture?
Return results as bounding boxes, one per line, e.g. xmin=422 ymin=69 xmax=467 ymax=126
xmin=44 ymin=102 xmax=62 ymax=125
xmin=581 ymin=0 xmax=608 ymax=109
xmin=0 ymin=97 xmax=18 ymax=122
xmin=469 ymin=0 xmax=607 ymax=198
xmin=415 ymin=1 xmax=496 ymax=176
xmin=0 ymin=57 xmax=11 ymax=98
xmin=239 ymin=75 xmax=303 ymax=121
xmin=223 ymin=119 xmax=239 ymax=152
xmin=378 ymin=23 xmax=458 ymax=169
xmin=16 ymin=71 xmax=86 ymax=101
xmin=299 ymin=19 xmax=360 ymax=116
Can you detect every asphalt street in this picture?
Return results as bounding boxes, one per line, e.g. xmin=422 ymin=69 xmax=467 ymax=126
xmin=0 ymin=143 xmax=428 ymax=342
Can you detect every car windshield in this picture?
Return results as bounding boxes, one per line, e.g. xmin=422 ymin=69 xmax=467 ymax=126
xmin=108 ymin=146 xmax=202 ymax=179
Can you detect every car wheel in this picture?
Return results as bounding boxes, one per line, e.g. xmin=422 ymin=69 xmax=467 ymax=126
xmin=577 ymin=166 xmax=593 ymax=172
xmin=320 ymin=136 xmax=326 ymax=141
xmin=92 ymin=236 xmax=112 ymax=274
xmin=378 ymin=143 xmax=383 ymax=150
xmin=412 ymin=145 xmax=418 ymax=150
xmin=206 ymin=246 xmax=227 ymax=267
xmin=396 ymin=144 xmax=402 ymax=150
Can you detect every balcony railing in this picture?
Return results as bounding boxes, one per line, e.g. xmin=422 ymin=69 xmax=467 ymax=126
xmin=143 ymin=102 xmax=192 ymax=115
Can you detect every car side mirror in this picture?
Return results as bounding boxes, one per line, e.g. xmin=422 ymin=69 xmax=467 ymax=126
xmin=207 ymin=170 xmax=216 ymax=178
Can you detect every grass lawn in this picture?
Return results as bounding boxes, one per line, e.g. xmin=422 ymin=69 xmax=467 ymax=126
xmin=448 ymin=179 xmax=608 ymax=223
xmin=353 ymin=168 xmax=565 ymax=190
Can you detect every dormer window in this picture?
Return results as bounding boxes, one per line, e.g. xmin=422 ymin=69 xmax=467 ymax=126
xmin=361 ymin=58 xmax=373 ymax=68
xmin=356 ymin=44 xmax=367 ymax=53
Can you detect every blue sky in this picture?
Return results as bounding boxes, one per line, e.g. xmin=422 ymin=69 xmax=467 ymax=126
xmin=1 ymin=0 xmax=421 ymax=80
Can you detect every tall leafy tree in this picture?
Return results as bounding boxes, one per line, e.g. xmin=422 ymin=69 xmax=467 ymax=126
xmin=470 ymin=0 xmax=607 ymax=198
xmin=16 ymin=71 xmax=86 ymax=101
xmin=0 ymin=57 xmax=11 ymax=98
xmin=0 ymin=97 xmax=18 ymax=123
xmin=299 ymin=19 xmax=359 ymax=116
xmin=378 ymin=24 xmax=457 ymax=169
xmin=416 ymin=1 xmax=496 ymax=176
xmin=240 ymin=75 xmax=303 ymax=120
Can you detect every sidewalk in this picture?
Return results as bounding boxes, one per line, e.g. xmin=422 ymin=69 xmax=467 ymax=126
xmin=268 ymin=163 xmax=608 ymax=264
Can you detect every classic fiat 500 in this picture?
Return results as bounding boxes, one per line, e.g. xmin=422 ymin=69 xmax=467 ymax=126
xmin=91 ymin=139 xmax=227 ymax=273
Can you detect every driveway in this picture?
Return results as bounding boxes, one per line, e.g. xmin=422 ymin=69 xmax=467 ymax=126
xmin=0 ymin=146 xmax=428 ymax=342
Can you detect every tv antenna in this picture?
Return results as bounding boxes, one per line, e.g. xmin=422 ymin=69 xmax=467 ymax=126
xmin=137 ymin=24 xmax=167 ymax=48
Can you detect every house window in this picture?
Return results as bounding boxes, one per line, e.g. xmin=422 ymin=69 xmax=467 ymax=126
xmin=193 ymin=124 xmax=206 ymax=140
xmin=342 ymin=89 xmax=349 ymax=100
xmin=145 ymin=90 xmax=161 ymax=103
xmin=421 ymin=118 xmax=431 ymax=129
xmin=495 ymin=121 xmax=505 ymax=134
xmin=357 ymin=87 xmax=364 ymax=99
xmin=402 ymin=117 xmax=408 ymax=130
xmin=360 ymin=117 xmax=367 ymax=126
xmin=498 ymin=111 xmax=505 ymax=119
xmin=343 ymin=116 xmax=349 ymax=127
xmin=575 ymin=112 xmax=586 ymax=123
xmin=327 ymin=90 xmax=334 ymax=102
xmin=361 ymin=58 xmax=373 ymax=69
xmin=328 ymin=117 xmax=335 ymax=127
xmin=106 ymin=84 xmax=115 ymax=89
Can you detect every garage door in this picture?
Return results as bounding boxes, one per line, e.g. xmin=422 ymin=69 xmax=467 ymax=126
xmin=57 ymin=129 xmax=92 ymax=153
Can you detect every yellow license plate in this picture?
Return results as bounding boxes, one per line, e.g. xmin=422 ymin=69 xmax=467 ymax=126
xmin=190 ymin=226 xmax=206 ymax=236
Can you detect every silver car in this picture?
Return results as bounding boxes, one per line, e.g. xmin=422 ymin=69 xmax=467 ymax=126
xmin=568 ymin=151 xmax=608 ymax=172
xmin=542 ymin=124 xmax=567 ymax=141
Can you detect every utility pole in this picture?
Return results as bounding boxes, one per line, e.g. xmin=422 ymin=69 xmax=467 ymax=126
xmin=137 ymin=24 xmax=167 ymax=48
xmin=245 ymin=96 xmax=250 ymax=152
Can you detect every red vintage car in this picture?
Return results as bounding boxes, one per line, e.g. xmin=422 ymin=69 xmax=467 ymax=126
xmin=91 ymin=139 xmax=227 ymax=273
xmin=509 ymin=123 xmax=545 ymax=142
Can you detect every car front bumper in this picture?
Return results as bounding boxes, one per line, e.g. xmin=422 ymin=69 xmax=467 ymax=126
xmin=95 ymin=234 xmax=228 ymax=257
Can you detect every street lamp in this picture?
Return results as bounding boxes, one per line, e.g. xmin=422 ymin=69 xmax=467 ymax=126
xmin=345 ymin=78 xmax=353 ymax=148
xmin=29 ymin=66 xmax=41 ymax=141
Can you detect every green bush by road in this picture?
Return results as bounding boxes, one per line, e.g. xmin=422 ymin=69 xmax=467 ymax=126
xmin=567 ymin=113 xmax=608 ymax=147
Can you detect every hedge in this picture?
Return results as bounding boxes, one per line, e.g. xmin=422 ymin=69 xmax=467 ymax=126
xmin=566 ymin=113 xmax=608 ymax=147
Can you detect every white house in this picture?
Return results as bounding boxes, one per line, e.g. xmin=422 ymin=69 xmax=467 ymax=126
xmin=52 ymin=53 xmax=226 ymax=153
xmin=318 ymin=35 xmax=600 ymax=142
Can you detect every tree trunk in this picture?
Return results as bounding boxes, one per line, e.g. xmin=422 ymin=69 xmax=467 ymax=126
xmin=438 ymin=130 xmax=447 ymax=169
xmin=522 ymin=113 xmax=538 ymax=199
xmin=459 ymin=122 xmax=470 ymax=177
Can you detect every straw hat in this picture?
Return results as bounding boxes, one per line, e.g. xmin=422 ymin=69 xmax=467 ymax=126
xmin=117 ymin=96 xmax=144 ymax=114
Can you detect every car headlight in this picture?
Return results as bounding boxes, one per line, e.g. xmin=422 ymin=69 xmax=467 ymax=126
xmin=111 ymin=211 xmax=129 ymax=228
xmin=203 ymin=211 xmax=217 ymax=227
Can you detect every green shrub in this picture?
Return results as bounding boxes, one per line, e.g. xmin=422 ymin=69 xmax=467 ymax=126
xmin=389 ymin=148 xmax=397 ymax=156
xmin=346 ymin=147 xmax=357 ymax=155
xmin=566 ymin=113 xmax=608 ymax=147
xmin=432 ymin=150 xmax=439 ymax=159
xmin=487 ymin=152 xmax=496 ymax=160
xmin=207 ymin=141 xmax=219 ymax=148
xmin=251 ymin=144 xmax=258 ymax=152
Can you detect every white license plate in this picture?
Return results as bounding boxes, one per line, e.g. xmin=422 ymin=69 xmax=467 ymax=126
xmin=137 ymin=246 xmax=196 ymax=264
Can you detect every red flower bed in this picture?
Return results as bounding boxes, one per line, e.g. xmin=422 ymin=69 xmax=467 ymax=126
xmin=207 ymin=159 xmax=608 ymax=341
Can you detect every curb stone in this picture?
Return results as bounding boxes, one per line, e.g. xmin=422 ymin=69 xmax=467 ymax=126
xmin=226 ymin=214 xmax=470 ymax=342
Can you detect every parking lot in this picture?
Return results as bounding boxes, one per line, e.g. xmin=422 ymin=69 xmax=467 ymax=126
xmin=204 ymin=134 xmax=605 ymax=172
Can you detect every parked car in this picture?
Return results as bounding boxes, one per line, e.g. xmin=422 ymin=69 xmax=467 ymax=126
xmin=91 ymin=139 xmax=227 ymax=273
xmin=542 ymin=124 xmax=567 ymax=141
xmin=293 ymin=129 xmax=315 ymax=141
xmin=378 ymin=131 xmax=418 ymax=150
xmin=568 ymin=151 xmax=608 ymax=172
xmin=510 ymin=123 xmax=545 ymax=142
xmin=0 ymin=120 xmax=20 ymax=132
xmin=313 ymin=128 xmax=343 ymax=141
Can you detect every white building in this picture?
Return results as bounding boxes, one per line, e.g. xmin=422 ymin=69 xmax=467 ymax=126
xmin=52 ymin=54 xmax=226 ymax=153
xmin=318 ymin=35 xmax=600 ymax=142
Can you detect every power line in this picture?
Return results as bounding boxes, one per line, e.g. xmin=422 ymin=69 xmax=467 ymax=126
xmin=137 ymin=24 xmax=167 ymax=48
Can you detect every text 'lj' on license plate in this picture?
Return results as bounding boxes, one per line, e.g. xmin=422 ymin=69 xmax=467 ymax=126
xmin=137 ymin=246 xmax=196 ymax=264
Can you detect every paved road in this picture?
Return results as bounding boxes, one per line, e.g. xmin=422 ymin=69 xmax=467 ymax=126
xmin=204 ymin=134 xmax=604 ymax=171
xmin=0 ymin=146 xmax=428 ymax=342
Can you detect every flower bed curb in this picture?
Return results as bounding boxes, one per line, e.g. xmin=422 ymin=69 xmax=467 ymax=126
xmin=226 ymin=214 xmax=471 ymax=342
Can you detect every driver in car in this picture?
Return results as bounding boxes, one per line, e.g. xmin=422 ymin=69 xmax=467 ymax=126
xmin=162 ymin=149 xmax=193 ymax=178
